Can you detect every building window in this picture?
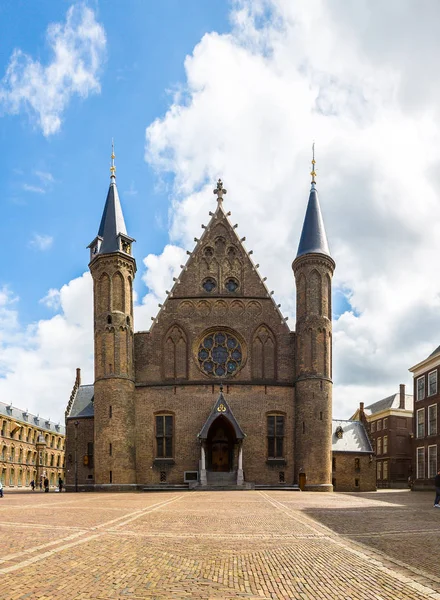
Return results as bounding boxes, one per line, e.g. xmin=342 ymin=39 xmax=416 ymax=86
xmin=355 ymin=478 xmax=359 ymax=488
xmin=370 ymin=421 xmax=376 ymax=434
xmin=156 ymin=415 xmax=173 ymax=458
xmin=332 ymin=457 xmax=336 ymax=471
xmin=428 ymin=445 xmax=437 ymax=478
xmin=109 ymin=443 xmax=112 ymax=456
xmin=267 ymin=415 xmax=285 ymax=458
xmin=417 ymin=408 xmax=425 ymax=438
xmin=109 ymin=470 xmax=112 ymax=484
xmin=383 ymin=418 xmax=388 ymax=430
xmin=383 ymin=461 xmax=388 ymax=480
xmin=377 ymin=420 xmax=382 ymax=432
xmin=428 ymin=404 xmax=437 ymax=436
xmin=1 ymin=421 xmax=6 ymax=436
xmin=354 ymin=458 xmax=360 ymax=472
xmin=377 ymin=461 xmax=382 ymax=480
xmin=377 ymin=437 xmax=382 ymax=455
xmin=428 ymin=370 xmax=438 ymax=397
xmin=109 ymin=405 xmax=112 ymax=418
xmin=383 ymin=435 xmax=388 ymax=454
xmin=417 ymin=447 xmax=425 ymax=479
xmin=202 ymin=278 xmax=217 ymax=293
xmin=417 ymin=376 xmax=425 ymax=401
xmin=87 ymin=442 xmax=94 ymax=469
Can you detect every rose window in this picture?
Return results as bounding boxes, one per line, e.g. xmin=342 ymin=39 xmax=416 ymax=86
xmin=198 ymin=331 xmax=243 ymax=377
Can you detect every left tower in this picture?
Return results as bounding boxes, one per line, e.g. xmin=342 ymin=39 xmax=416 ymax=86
xmin=88 ymin=146 xmax=136 ymax=487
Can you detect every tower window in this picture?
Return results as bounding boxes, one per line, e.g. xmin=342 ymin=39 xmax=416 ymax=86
xmin=107 ymin=315 xmax=112 ymax=325
xmin=155 ymin=415 xmax=173 ymax=458
xmin=267 ymin=415 xmax=284 ymax=458
xmin=109 ymin=443 xmax=112 ymax=456
xmin=126 ymin=316 xmax=130 ymax=326
xmin=109 ymin=405 xmax=112 ymax=418
xmin=109 ymin=470 xmax=112 ymax=484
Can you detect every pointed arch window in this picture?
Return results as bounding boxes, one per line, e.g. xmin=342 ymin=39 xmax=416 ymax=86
xmin=164 ymin=326 xmax=187 ymax=380
xmin=252 ymin=325 xmax=276 ymax=380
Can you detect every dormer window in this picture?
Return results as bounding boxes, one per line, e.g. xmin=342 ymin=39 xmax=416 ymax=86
xmin=335 ymin=426 xmax=343 ymax=439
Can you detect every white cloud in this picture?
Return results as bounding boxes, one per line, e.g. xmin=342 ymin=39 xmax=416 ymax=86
xmin=23 ymin=184 xmax=46 ymax=194
xmin=0 ymin=4 xmax=106 ymax=136
xmin=29 ymin=234 xmax=54 ymax=251
xmin=34 ymin=170 xmax=54 ymax=184
xmin=143 ymin=0 xmax=440 ymax=416
xmin=40 ymin=288 xmax=61 ymax=310
xmin=0 ymin=273 xmax=93 ymax=421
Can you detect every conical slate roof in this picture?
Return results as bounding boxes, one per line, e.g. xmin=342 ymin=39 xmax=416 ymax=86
xmin=296 ymin=183 xmax=331 ymax=258
xmin=97 ymin=180 xmax=128 ymax=255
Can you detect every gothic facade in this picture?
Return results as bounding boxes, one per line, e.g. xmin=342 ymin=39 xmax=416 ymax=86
xmin=65 ymin=158 xmax=336 ymax=491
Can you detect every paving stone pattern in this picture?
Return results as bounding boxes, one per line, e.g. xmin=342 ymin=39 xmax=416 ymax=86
xmin=0 ymin=489 xmax=439 ymax=599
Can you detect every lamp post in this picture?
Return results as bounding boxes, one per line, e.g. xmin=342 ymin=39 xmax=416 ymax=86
xmin=74 ymin=420 xmax=79 ymax=492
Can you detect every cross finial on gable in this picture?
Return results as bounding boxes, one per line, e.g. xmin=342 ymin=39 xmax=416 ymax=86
xmin=213 ymin=178 xmax=227 ymax=202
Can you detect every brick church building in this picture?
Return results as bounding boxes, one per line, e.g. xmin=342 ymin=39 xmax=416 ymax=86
xmin=65 ymin=150 xmax=335 ymax=491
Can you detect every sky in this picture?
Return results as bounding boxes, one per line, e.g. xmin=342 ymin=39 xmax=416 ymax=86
xmin=1 ymin=0 xmax=440 ymax=422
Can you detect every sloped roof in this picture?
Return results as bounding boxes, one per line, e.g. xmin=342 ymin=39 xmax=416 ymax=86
xmin=0 ymin=401 xmax=65 ymax=434
xmin=66 ymin=385 xmax=94 ymax=419
xmin=332 ymin=419 xmax=372 ymax=453
xmin=296 ymin=184 xmax=331 ymax=259
xmin=429 ymin=344 xmax=440 ymax=358
xmin=365 ymin=393 xmax=413 ymax=415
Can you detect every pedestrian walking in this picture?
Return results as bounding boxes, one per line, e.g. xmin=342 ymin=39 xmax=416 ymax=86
xmin=44 ymin=477 xmax=49 ymax=493
xmin=434 ymin=469 xmax=440 ymax=507
xmin=30 ymin=480 xmax=35 ymax=491
xmin=0 ymin=480 xmax=3 ymax=498
xmin=58 ymin=477 xmax=63 ymax=492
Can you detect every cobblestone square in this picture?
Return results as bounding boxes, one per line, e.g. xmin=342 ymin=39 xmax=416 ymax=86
xmin=0 ymin=489 xmax=439 ymax=599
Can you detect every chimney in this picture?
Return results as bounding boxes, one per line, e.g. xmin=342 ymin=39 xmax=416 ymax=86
xmin=359 ymin=402 xmax=364 ymax=417
xmin=399 ymin=384 xmax=405 ymax=409
xmin=76 ymin=368 xmax=81 ymax=387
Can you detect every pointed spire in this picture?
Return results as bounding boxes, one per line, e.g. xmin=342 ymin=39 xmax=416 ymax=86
xmin=296 ymin=145 xmax=331 ymax=258
xmin=213 ymin=178 xmax=227 ymax=203
xmin=88 ymin=143 xmax=135 ymax=258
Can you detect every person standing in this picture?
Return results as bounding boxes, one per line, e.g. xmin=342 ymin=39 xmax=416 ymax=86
xmin=435 ymin=469 xmax=440 ymax=507
xmin=0 ymin=480 xmax=3 ymax=498
xmin=30 ymin=480 xmax=35 ymax=491
xmin=44 ymin=477 xmax=49 ymax=493
xmin=58 ymin=477 xmax=63 ymax=492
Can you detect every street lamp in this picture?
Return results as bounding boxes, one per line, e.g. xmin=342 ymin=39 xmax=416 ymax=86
xmin=74 ymin=420 xmax=79 ymax=492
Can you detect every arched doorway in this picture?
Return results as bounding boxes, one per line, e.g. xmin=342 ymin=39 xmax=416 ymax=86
xmin=207 ymin=416 xmax=235 ymax=472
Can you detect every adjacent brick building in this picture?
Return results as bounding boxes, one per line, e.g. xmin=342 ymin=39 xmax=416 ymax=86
xmin=0 ymin=402 xmax=65 ymax=489
xmin=331 ymin=420 xmax=375 ymax=492
xmin=65 ymin=153 xmax=337 ymax=491
xmin=351 ymin=386 xmax=414 ymax=488
xmin=409 ymin=346 xmax=440 ymax=490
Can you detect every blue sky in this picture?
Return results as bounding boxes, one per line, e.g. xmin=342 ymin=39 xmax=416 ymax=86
xmin=1 ymin=0 xmax=230 ymax=323
xmin=2 ymin=1 xmax=440 ymax=421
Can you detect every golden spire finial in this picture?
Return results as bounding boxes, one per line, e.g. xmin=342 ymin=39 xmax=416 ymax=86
xmin=310 ymin=142 xmax=316 ymax=185
xmin=110 ymin=139 xmax=116 ymax=180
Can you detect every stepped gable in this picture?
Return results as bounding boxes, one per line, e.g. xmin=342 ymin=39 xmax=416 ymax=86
xmin=149 ymin=179 xmax=289 ymax=330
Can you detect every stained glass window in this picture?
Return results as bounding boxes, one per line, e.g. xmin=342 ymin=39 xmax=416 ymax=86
xmin=198 ymin=331 xmax=243 ymax=377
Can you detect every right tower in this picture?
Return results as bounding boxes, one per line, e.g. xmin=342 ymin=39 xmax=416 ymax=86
xmin=293 ymin=150 xmax=335 ymax=491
